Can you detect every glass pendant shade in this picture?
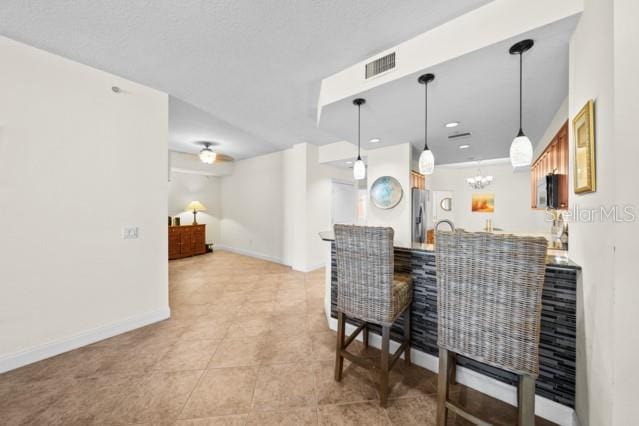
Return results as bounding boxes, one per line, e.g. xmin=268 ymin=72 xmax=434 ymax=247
xmin=418 ymin=149 xmax=435 ymax=175
xmin=199 ymin=148 xmax=217 ymax=164
xmin=509 ymin=133 xmax=533 ymax=168
xmin=353 ymin=158 xmax=366 ymax=180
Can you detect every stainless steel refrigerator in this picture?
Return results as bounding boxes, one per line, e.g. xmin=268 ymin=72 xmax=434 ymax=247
xmin=411 ymin=188 xmax=428 ymax=243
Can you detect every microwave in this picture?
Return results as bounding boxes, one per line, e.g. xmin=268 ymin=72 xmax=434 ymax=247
xmin=538 ymin=173 xmax=564 ymax=209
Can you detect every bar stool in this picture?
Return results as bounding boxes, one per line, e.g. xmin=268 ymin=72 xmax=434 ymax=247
xmin=333 ymin=224 xmax=412 ymax=407
xmin=434 ymin=230 xmax=548 ymax=426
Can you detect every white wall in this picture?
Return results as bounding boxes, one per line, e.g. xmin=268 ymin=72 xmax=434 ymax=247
xmin=426 ymin=160 xmax=549 ymax=234
xmin=366 ymin=143 xmax=412 ymax=243
xmin=219 ymin=151 xmax=285 ymax=263
xmin=305 ymin=144 xmax=353 ymax=270
xmin=220 ymin=143 xmax=351 ymax=271
xmin=611 ymin=0 xmax=639 ymax=422
xmin=568 ymin=1 xmax=616 ymax=424
xmin=168 ymin=171 xmax=221 ymax=244
xmin=0 ymin=37 xmax=169 ymax=371
xmin=317 ymin=140 xmax=368 ymax=164
xmin=534 ymin=96 xmax=568 ymax=161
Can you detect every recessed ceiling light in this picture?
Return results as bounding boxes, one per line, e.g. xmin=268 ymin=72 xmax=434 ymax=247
xmin=445 ymin=121 xmax=460 ymax=128
xmin=345 ymin=161 xmax=353 ymax=164
xmin=459 ymin=144 xmax=470 ymax=149
xmin=369 ymin=138 xmax=381 ymax=143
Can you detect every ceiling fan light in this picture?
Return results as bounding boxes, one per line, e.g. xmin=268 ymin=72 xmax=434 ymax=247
xmin=418 ymin=149 xmax=434 ymax=175
xmin=509 ymin=133 xmax=533 ymax=168
xmin=199 ymin=148 xmax=217 ymax=164
xmin=353 ymin=159 xmax=366 ymax=180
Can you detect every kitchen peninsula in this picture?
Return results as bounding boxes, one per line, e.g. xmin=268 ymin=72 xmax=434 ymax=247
xmin=319 ymin=230 xmax=580 ymax=413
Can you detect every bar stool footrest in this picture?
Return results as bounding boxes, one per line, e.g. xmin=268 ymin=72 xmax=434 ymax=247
xmin=445 ymin=401 xmax=493 ymax=426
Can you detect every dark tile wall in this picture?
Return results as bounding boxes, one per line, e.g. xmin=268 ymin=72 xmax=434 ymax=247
xmin=329 ymin=243 xmax=578 ymax=408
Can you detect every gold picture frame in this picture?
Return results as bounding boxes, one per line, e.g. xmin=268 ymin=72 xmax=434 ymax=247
xmin=573 ymin=100 xmax=596 ymax=193
xmin=471 ymin=193 xmax=495 ymax=213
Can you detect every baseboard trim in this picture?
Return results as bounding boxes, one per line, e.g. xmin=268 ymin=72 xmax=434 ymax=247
xmin=326 ymin=315 xmax=576 ymax=426
xmin=300 ymin=262 xmax=325 ymax=273
xmin=0 ymin=307 xmax=171 ymax=374
xmin=215 ymin=245 xmax=288 ymax=266
xmin=215 ymin=246 xmax=325 ymax=273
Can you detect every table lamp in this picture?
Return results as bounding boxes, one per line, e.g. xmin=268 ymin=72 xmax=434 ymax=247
xmin=185 ymin=201 xmax=207 ymax=225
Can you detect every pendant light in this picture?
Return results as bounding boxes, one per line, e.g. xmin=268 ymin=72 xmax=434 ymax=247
xmin=509 ymin=39 xmax=534 ymax=169
xmin=352 ymin=98 xmax=366 ymax=180
xmin=199 ymin=142 xmax=217 ymax=164
xmin=418 ymin=73 xmax=435 ymax=175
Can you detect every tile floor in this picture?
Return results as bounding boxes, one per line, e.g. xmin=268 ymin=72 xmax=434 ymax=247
xmin=0 ymin=251 xmax=555 ymax=425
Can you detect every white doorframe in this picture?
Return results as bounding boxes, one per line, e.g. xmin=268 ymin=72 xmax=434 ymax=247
xmin=331 ymin=179 xmax=356 ymax=226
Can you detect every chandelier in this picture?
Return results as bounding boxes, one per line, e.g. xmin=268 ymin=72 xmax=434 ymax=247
xmin=466 ymin=162 xmax=493 ymax=189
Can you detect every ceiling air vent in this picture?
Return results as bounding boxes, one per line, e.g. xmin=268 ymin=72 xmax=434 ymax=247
xmin=448 ymin=132 xmax=472 ymax=140
xmin=365 ymin=52 xmax=396 ymax=79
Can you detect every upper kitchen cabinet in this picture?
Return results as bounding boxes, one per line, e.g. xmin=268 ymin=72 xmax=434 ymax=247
xmin=531 ymin=121 xmax=569 ymax=209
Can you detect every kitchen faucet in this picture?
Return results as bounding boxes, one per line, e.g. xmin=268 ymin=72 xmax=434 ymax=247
xmin=435 ymin=219 xmax=455 ymax=232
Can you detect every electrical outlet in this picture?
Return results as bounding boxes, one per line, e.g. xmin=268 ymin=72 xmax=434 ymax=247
xmin=122 ymin=227 xmax=139 ymax=240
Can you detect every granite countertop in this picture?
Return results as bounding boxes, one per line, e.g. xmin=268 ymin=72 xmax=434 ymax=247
xmin=319 ymin=230 xmax=580 ymax=270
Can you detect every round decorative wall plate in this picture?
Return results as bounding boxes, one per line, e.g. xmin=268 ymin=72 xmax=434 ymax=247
xmin=370 ymin=176 xmax=403 ymax=209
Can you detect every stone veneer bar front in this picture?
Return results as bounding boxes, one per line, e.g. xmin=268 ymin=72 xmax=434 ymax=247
xmin=320 ymin=231 xmax=580 ymax=409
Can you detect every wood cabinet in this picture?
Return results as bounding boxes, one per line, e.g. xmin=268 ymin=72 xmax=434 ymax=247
xmin=168 ymin=224 xmax=206 ymax=260
xmin=531 ymin=121 xmax=569 ymax=209
xmin=410 ymin=171 xmax=425 ymax=189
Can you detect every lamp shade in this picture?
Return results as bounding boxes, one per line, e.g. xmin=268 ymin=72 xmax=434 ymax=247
xmin=185 ymin=200 xmax=207 ymax=212
xmin=509 ymin=134 xmax=533 ymax=168
xmin=353 ymin=159 xmax=366 ymax=180
xmin=199 ymin=147 xmax=217 ymax=164
xmin=418 ymin=149 xmax=435 ymax=175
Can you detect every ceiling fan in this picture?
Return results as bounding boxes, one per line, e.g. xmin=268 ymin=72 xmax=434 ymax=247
xmin=196 ymin=141 xmax=234 ymax=164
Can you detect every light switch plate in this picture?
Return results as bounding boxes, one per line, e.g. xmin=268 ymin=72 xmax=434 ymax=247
xmin=122 ymin=227 xmax=139 ymax=240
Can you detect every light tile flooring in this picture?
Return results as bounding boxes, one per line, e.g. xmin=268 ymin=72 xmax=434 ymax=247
xmin=0 ymin=251 xmax=555 ymax=425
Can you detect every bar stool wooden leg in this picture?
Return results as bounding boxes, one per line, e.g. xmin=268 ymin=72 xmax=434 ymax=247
xmin=517 ymin=374 xmax=535 ymax=426
xmin=404 ymin=309 xmax=411 ymax=366
xmin=334 ymin=311 xmax=345 ymax=382
xmin=380 ymin=325 xmax=391 ymax=407
xmin=437 ymin=348 xmax=455 ymax=426
xmin=362 ymin=322 xmax=369 ymax=349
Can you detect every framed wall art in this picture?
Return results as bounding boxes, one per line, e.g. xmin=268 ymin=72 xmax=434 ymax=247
xmin=573 ymin=99 xmax=596 ymax=193
xmin=471 ymin=193 xmax=495 ymax=213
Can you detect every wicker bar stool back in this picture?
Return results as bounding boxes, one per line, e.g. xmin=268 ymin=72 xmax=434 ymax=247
xmin=434 ymin=230 xmax=548 ymax=426
xmin=333 ymin=224 xmax=412 ymax=407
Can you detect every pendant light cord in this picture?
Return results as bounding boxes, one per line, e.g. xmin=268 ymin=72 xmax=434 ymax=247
xmin=424 ymin=82 xmax=429 ymax=151
xmin=357 ymin=103 xmax=361 ymax=160
xmin=519 ymin=52 xmax=523 ymax=132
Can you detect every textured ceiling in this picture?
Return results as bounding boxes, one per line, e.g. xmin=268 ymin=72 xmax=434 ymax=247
xmin=0 ymin=0 xmax=492 ymax=159
xmin=168 ymin=97 xmax=276 ymax=160
xmin=319 ymin=17 xmax=576 ymax=165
